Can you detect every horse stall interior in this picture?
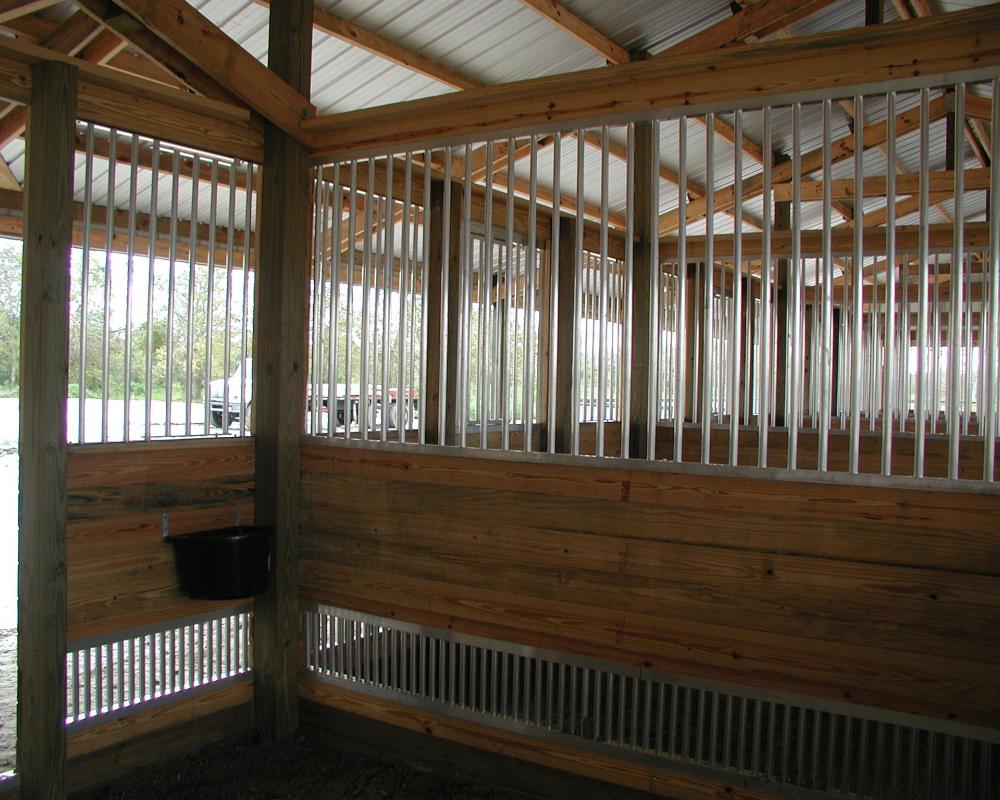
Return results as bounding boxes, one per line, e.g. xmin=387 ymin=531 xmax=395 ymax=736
xmin=2 ymin=1 xmax=1000 ymax=799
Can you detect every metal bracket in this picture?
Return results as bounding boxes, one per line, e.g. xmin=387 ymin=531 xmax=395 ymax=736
xmin=235 ymin=503 xmax=241 ymax=529
xmin=161 ymin=512 xmax=169 ymax=541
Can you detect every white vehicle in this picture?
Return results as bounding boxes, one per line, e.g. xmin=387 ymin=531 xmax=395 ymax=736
xmin=209 ymin=358 xmax=252 ymax=429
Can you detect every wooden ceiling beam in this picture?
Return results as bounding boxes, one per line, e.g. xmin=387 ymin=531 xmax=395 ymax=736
xmin=659 ymin=222 xmax=990 ymax=260
xmin=252 ymin=0 xmax=481 ymax=91
xmin=0 ymin=10 xmax=115 ymax=150
xmin=305 ymin=5 xmax=1000 ymax=159
xmin=0 ymin=0 xmax=60 ymax=24
xmin=655 ymin=0 xmax=840 ymax=57
xmin=516 ymin=0 xmax=630 ymax=65
xmin=74 ymin=0 xmax=247 ymax=107
xmin=0 ymin=35 xmax=262 ymax=161
xmin=659 ymin=94 xmax=952 ymax=235
xmin=107 ymin=0 xmax=314 ymax=137
xmin=773 ymin=168 xmax=991 ymax=201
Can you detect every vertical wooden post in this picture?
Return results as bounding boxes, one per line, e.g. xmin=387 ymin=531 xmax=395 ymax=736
xmin=553 ymin=216 xmax=577 ymax=453
xmin=253 ymin=0 xmax=313 ymax=740
xmin=628 ymin=121 xmax=654 ymax=457
xmin=17 ymin=60 xmax=77 ymax=800
xmin=423 ymin=179 xmax=463 ymax=446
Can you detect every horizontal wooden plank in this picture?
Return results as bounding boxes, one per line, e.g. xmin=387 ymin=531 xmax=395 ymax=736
xmin=304 ymin=6 xmax=1000 ymax=158
xmin=67 ymin=681 xmax=251 ymax=759
xmin=299 ymin=506 xmax=1000 ymax=663
xmin=66 ymin=696 xmax=252 ymax=794
xmin=68 ymin=437 xmax=254 ymax=490
xmin=300 ymin=443 xmax=1000 ymax=542
xmin=301 ymin=679 xmax=776 ymax=800
xmin=67 ymin=439 xmax=256 ymax=638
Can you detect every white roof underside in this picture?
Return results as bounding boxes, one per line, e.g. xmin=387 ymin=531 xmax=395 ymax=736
xmin=0 ymin=0 xmax=994 ymax=246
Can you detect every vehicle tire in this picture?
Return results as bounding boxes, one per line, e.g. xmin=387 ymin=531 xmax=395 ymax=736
xmin=387 ymin=400 xmax=410 ymax=429
xmin=211 ymin=410 xmax=224 ymax=429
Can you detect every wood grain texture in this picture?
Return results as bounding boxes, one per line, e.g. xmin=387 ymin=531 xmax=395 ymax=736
xmin=66 ymin=439 xmax=256 ymax=639
xmin=300 ymin=441 xmax=1000 ymax=727
xmin=301 ymin=680 xmax=776 ymax=800
xmin=66 ymin=697 xmax=252 ymax=794
xmin=17 ymin=58 xmax=76 ymax=800
xmin=253 ymin=0 xmax=313 ymax=740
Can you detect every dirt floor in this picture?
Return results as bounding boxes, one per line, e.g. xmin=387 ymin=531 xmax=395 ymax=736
xmin=0 ymin=629 xmax=13 ymax=773
xmin=72 ymin=728 xmax=529 ymax=800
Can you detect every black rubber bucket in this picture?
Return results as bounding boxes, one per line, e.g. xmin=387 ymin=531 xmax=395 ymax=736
xmin=166 ymin=526 xmax=273 ymax=600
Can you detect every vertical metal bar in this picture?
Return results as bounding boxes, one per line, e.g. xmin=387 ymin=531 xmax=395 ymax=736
xmin=165 ymin=150 xmax=181 ymax=437
xmin=328 ymin=166 xmax=342 ymax=438
xmin=882 ymin=92 xmax=897 ymax=475
xmin=203 ymin=159 xmax=219 ymax=436
xmin=381 ymin=158 xmax=394 ymax=442
xmin=525 ymin=137 xmax=538 ymax=452
xmin=789 ymin=103 xmax=802 ymax=469
xmin=123 ymin=135 xmax=140 ymax=441
xmin=729 ymin=112 xmax=744 ymax=465
xmin=101 ymin=130 xmax=118 ymax=442
xmin=646 ymin=120 xmax=660 ymax=461
xmin=986 ymin=79 xmax=1000 ymax=481
xmin=399 ymin=155 xmax=412 ymax=443
xmin=421 ymin=150 xmax=433 ymax=445
xmin=480 ymin=142 xmax=494 ymax=449
xmin=849 ymin=95 xmax=864 ymax=473
xmin=360 ymin=160 xmax=374 ymax=440
xmin=573 ymin=132 xmax=585 ymax=455
xmin=502 ymin=139 xmax=515 ymax=451
xmin=759 ymin=107 xmax=773 ymax=468
xmin=221 ymin=160 xmax=237 ymax=436
xmin=461 ymin=147 xmax=473 ymax=447
xmin=675 ymin=119 xmax=688 ymax=461
xmin=79 ymin=124 xmax=95 ymax=443
xmin=548 ymin=136 xmax=561 ymax=454
xmin=239 ymin=163 xmax=253 ymax=438
xmin=598 ymin=126 xmax=610 ymax=457
xmin=144 ymin=141 xmax=160 ymax=441
xmin=949 ymin=85 xmax=966 ymax=479
xmin=184 ymin=154 xmax=200 ymax=437
xmin=701 ymin=113 xmax=715 ymax=464
xmin=819 ymin=100 xmax=834 ymax=471
xmin=916 ymin=88 xmax=931 ymax=477
xmin=344 ymin=161 xmax=358 ymax=440
xmin=621 ymin=124 xmax=635 ymax=458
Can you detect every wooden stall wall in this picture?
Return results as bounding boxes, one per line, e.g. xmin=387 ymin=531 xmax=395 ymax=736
xmin=300 ymin=439 xmax=1000 ymax=731
xmin=65 ymin=437 xmax=256 ymax=772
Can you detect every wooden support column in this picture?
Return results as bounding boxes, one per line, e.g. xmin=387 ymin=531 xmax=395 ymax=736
xmin=424 ymin=178 xmax=463 ymax=445
xmin=17 ymin=59 xmax=77 ymax=800
xmin=253 ymin=0 xmax=312 ymax=740
xmin=628 ymin=121 xmax=654 ymax=457
xmin=553 ymin=216 xmax=577 ymax=453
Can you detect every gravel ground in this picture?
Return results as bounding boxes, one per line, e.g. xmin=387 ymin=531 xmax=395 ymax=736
xmin=0 ymin=629 xmax=13 ymax=773
xmin=72 ymin=728 xmax=527 ymax=800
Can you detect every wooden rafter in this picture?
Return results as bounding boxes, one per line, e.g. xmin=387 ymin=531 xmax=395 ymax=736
xmin=0 ymin=34 xmax=262 ymax=161
xmin=655 ymin=0 xmax=840 ymax=57
xmin=107 ymin=0 xmax=314 ymax=137
xmin=516 ymin=0 xmax=630 ymax=65
xmin=773 ymin=168 xmax=992 ymax=201
xmin=74 ymin=0 xmax=245 ymax=105
xmin=0 ymin=0 xmax=60 ymax=24
xmin=892 ymin=0 xmax=990 ymax=170
xmin=0 ymin=10 xmax=117 ymax=150
xmin=659 ymin=94 xmax=953 ymax=235
xmin=252 ymin=0 xmax=481 ymax=91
